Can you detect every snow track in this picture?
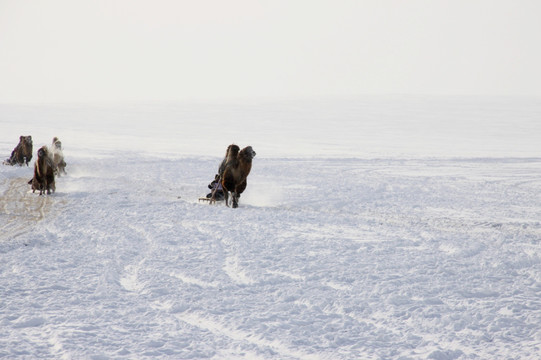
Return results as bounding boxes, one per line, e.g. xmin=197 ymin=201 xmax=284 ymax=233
xmin=0 ymin=173 xmax=65 ymax=250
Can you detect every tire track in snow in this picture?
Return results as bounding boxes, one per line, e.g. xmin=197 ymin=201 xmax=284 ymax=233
xmin=223 ymin=254 xmax=255 ymax=285
xmin=267 ymin=270 xmax=306 ymax=281
xmin=0 ymin=176 xmax=63 ymax=245
xmin=46 ymin=331 xmax=71 ymax=360
xmin=120 ymin=260 xmax=147 ymax=293
xmin=169 ymin=272 xmax=219 ymax=288
xmin=118 ymin=223 xmax=152 ymax=293
xmin=196 ymin=223 xmax=256 ymax=286
xmin=293 ymin=297 xmax=410 ymax=355
xmin=175 ymin=312 xmax=327 ymax=360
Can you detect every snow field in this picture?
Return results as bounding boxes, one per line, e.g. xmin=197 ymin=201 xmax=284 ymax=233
xmin=1 ymin=153 xmax=541 ymax=359
xmin=1 ymin=98 xmax=541 ymax=359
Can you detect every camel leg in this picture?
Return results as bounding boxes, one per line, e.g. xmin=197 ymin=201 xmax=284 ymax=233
xmin=232 ymin=192 xmax=238 ymax=208
xmin=224 ymin=191 xmax=230 ymax=207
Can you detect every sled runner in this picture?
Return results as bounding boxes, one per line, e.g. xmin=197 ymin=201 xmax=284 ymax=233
xmin=198 ymin=196 xmax=222 ymax=203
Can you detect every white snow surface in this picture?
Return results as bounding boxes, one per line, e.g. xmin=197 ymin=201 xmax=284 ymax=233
xmin=1 ymin=96 xmax=541 ymax=359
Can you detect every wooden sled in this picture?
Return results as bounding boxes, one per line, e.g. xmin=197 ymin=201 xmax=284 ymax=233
xmin=198 ymin=197 xmax=223 ymax=203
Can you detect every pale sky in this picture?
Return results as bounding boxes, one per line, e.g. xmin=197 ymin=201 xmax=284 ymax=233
xmin=1 ymin=0 xmax=540 ymax=103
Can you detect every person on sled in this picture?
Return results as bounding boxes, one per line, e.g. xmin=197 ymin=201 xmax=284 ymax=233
xmin=206 ymin=173 xmax=225 ymax=201
xmin=205 ymin=145 xmax=232 ymax=201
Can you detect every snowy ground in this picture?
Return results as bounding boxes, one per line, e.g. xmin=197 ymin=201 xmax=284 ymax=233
xmin=1 ymin=97 xmax=541 ymax=359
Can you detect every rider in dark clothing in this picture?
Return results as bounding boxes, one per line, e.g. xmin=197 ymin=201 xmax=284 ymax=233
xmin=206 ymin=173 xmax=225 ymax=200
xmin=206 ymin=149 xmax=229 ymax=200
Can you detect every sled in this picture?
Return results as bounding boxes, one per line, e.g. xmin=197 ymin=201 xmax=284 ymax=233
xmin=198 ymin=197 xmax=223 ymax=203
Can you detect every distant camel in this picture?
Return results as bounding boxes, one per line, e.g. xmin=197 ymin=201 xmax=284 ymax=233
xmin=4 ymin=136 xmax=33 ymax=166
xmin=50 ymin=137 xmax=67 ymax=176
xmin=29 ymin=146 xmax=56 ymax=195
